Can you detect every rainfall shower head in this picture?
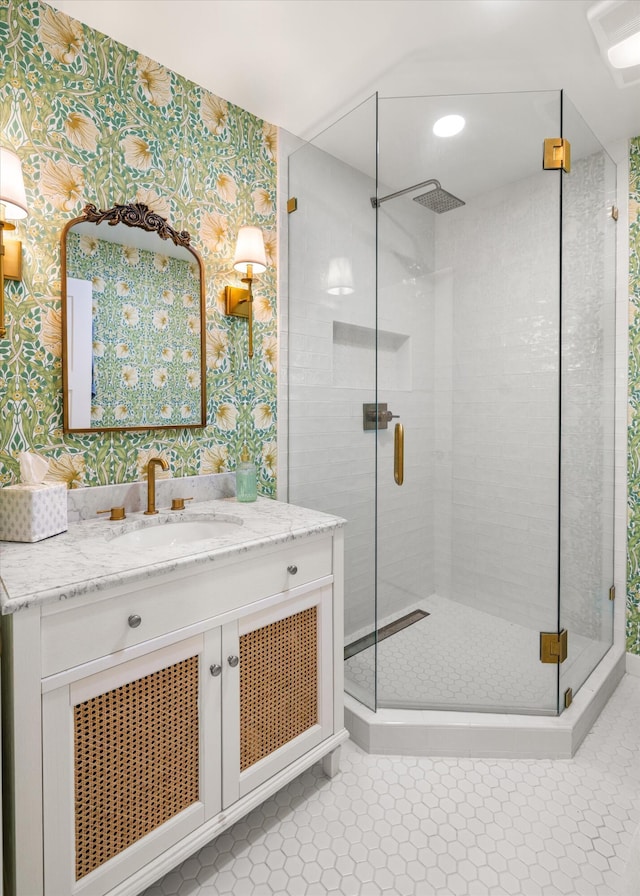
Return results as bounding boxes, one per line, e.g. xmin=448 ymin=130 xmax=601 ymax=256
xmin=371 ymin=178 xmax=465 ymax=213
xmin=413 ymin=183 xmax=465 ymax=214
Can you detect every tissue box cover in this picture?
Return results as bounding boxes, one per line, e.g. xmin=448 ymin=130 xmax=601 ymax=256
xmin=0 ymin=482 xmax=68 ymax=543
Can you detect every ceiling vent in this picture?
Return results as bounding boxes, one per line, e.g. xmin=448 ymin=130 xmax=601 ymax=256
xmin=587 ymin=0 xmax=640 ymax=87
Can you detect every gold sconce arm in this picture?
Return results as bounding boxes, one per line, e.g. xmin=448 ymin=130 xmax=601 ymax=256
xmin=224 ymin=263 xmax=255 ymax=358
xmin=224 ymin=225 xmax=266 ymax=362
xmin=247 ymin=269 xmax=254 ymax=359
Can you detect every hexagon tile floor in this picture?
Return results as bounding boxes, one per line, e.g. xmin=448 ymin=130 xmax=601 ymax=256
xmin=143 ymin=673 xmax=640 ymax=896
xmin=344 ymin=595 xmax=606 ymax=713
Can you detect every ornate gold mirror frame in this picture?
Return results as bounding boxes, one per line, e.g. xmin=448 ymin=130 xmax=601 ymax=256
xmin=61 ymin=202 xmax=207 ymax=432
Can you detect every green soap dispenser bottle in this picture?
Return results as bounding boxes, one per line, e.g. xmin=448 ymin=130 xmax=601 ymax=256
xmin=236 ymin=445 xmax=257 ymax=502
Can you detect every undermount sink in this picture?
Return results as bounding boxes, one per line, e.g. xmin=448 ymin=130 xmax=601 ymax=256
xmin=111 ymin=517 xmax=243 ymax=548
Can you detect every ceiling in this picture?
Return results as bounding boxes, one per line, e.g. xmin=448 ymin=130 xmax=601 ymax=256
xmin=46 ymin=0 xmax=640 ymax=151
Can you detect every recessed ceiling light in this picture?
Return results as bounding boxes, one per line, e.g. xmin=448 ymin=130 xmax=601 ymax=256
xmin=433 ymin=115 xmax=465 ymax=138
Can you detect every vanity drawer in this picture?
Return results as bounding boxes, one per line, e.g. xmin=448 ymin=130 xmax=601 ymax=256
xmin=41 ymin=535 xmax=333 ymax=677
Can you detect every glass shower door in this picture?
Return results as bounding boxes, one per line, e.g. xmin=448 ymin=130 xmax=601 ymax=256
xmin=373 ymin=91 xmax=565 ymax=713
xmin=287 ymin=95 xmax=379 ymax=710
xmin=558 ymin=96 xmax=616 ymax=706
xmin=288 ymin=88 xmax=616 ymax=718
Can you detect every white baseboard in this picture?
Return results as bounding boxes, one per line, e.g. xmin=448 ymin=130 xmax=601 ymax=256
xmin=626 ymin=652 xmax=640 ymax=677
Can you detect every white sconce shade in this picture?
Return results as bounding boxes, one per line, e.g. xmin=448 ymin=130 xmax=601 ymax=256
xmin=226 ymin=225 xmax=267 ymax=360
xmin=327 ymin=257 xmax=354 ymax=295
xmin=233 ymin=226 xmax=267 ymax=274
xmin=0 ymin=148 xmax=28 ymax=219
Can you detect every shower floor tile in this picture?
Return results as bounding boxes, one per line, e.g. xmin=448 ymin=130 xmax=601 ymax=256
xmin=143 ymin=672 xmax=639 ymax=896
xmin=344 ymin=594 xmax=608 ymax=713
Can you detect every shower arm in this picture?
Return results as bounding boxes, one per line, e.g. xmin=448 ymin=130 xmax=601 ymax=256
xmin=370 ymin=179 xmax=441 ymax=208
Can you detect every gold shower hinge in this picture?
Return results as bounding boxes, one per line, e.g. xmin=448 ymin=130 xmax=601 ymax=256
xmin=610 ymin=206 xmax=619 ymax=221
xmin=540 ymin=629 xmax=568 ymax=664
xmin=543 ymin=138 xmax=571 ymax=173
xmin=287 ymin=197 xmax=298 ymax=213
xmin=564 ymin=688 xmax=573 ymax=709
xmin=609 ymin=585 xmax=616 ymax=601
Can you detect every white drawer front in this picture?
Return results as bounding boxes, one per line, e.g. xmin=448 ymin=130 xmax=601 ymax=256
xmin=41 ymin=536 xmax=332 ymax=676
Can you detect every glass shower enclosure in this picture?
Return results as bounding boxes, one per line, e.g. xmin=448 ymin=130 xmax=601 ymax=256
xmin=287 ymin=90 xmax=616 ymax=716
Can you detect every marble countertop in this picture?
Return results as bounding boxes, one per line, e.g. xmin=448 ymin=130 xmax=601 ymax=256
xmin=0 ymin=497 xmax=345 ymax=614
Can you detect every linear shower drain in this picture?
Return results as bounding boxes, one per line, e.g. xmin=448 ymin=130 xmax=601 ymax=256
xmin=344 ymin=609 xmax=430 ymax=660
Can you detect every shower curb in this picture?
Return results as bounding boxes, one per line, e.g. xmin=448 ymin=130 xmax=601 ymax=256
xmin=344 ymin=647 xmax=625 ymax=759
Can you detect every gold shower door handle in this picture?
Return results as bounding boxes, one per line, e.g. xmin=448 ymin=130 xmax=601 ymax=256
xmin=394 ymin=423 xmax=404 ymax=485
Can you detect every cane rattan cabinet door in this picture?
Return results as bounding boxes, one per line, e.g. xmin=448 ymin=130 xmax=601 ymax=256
xmin=42 ymin=631 xmax=221 ymax=896
xmin=222 ymin=585 xmax=334 ymax=806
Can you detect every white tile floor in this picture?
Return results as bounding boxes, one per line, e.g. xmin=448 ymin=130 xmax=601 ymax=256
xmin=344 ymin=595 xmax=607 ymax=713
xmin=144 ymin=673 xmax=640 ymax=896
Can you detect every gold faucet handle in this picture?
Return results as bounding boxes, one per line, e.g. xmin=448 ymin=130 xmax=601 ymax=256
xmin=170 ymin=497 xmax=193 ymax=511
xmin=97 ymin=507 xmax=126 ymax=521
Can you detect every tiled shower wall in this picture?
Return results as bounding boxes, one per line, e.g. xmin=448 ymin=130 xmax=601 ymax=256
xmin=434 ymin=171 xmax=560 ymax=631
xmin=288 ymin=141 xmax=618 ymax=654
xmin=561 ymin=152 xmax=616 ymax=648
xmin=287 ymin=135 xmax=436 ymax=639
xmin=375 ymin=201 xmax=435 ymax=626
xmin=435 ymin=151 xmax=615 ymax=649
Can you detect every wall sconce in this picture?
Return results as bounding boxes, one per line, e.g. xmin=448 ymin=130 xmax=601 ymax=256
xmin=0 ymin=147 xmax=28 ymax=339
xmin=224 ymin=225 xmax=267 ymax=359
xmin=327 ymin=257 xmax=354 ymax=296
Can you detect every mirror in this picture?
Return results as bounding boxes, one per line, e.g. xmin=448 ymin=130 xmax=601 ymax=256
xmin=61 ymin=202 xmax=206 ymax=432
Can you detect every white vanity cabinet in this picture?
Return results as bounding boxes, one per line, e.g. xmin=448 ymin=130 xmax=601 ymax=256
xmin=2 ymin=527 xmax=346 ymax=896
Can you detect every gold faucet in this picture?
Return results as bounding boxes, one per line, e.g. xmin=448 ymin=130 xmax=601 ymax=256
xmin=144 ymin=457 xmax=169 ymax=515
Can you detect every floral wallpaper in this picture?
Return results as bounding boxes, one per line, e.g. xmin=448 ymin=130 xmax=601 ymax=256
xmin=0 ymin=0 xmax=277 ymax=491
xmin=66 ymin=231 xmax=202 ymax=428
xmin=628 ymin=137 xmax=640 ymax=652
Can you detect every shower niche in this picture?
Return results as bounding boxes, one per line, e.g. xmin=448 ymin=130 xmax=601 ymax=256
xmin=287 ymin=90 xmax=618 ymax=737
xmin=332 ymin=322 xmax=410 ymax=391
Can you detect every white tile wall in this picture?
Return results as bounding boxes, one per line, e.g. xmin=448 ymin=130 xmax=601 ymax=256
xmin=434 ymin=171 xmax=561 ymax=632
xmin=287 ymin=125 xmax=435 ymax=646
xmin=560 ymin=150 xmax=617 ymax=673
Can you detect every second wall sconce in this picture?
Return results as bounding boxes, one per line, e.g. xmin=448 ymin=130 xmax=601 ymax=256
xmin=0 ymin=147 xmax=28 ymax=338
xmin=224 ymin=225 xmax=267 ymax=359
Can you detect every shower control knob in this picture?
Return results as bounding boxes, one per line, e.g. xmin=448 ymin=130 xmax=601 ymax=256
xmin=209 ymin=664 xmax=222 ymax=677
xmin=228 ymin=655 xmax=239 ymax=668
xmin=128 ymin=614 xmax=142 ymax=628
xmin=287 ymin=565 xmax=298 ymax=575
